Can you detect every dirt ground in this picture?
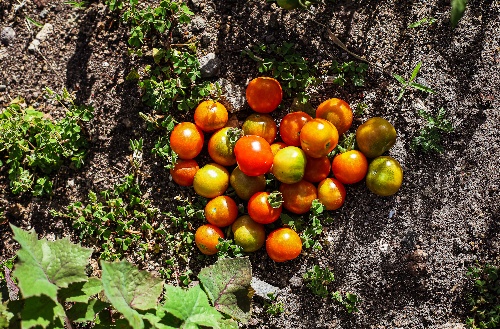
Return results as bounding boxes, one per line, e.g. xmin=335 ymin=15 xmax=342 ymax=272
xmin=1 ymin=0 xmax=499 ymax=328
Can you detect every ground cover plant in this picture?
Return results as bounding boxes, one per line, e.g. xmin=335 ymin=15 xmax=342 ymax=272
xmin=0 ymin=0 xmax=498 ymax=328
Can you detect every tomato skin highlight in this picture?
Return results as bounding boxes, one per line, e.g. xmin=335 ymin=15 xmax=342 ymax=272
xmin=279 ymin=111 xmax=312 ymax=147
xmin=300 ymin=118 xmax=339 ymax=158
xmin=247 ymin=192 xmax=282 ymax=225
xmin=317 ymin=178 xmax=346 ymax=210
xmin=194 ymin=100 xmax=228 ymax=133
xmin=279 ymin=180 xmax=317 ymax=215
xmin=234 ymin=135 xmax=273 ymax=176
xmin=195 ymin=224 xmax=224 ymax=255
xmin=331 ymin=150 xmax=368 ymax=184
xmin=272 ymin=146 xmax=307 ymax=184
xmin=266 ymin=227 xmax=302 ymax=262
xmin=169 ymin=159 xmax=199 ymax=186
xmin=169 ymin=122 xmax=204 ymax=160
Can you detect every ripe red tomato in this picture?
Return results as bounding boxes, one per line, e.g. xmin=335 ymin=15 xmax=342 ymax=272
xmin=247 ymin=192 xmax=282 ymax=225
xmin=195 ymin=224 xmax=224 ymax=255
xmin=279 ymin=180 xmax=317 ymax=215
xmin=317 ymin=178 xmax=346 ymax=210
xmin=169 ymin=122 xmax=204 ymax=160
xmin=279 ymin=111 xmax=312 ymax=146
xmin=194 ymin=100 xmax=228 ymax=133
xmin=234 ymin=135 xmax=273 ymax=176
xmin=316 ymin=98 xmax=353 ymax=136
xmin=246 ymin=77 xmax=283 ymax=113
xmin=169 ymin=159 xmax=199 ymax=186
xmin=303 ymin=156 xmax=330 ymax=183
xmin=242 ymin=113 xmax=277 ymax=144
xmin=331 ymin=150 xmax=368 ymax=184
xmin=300 ymin=118 xmax=339 ymax=158
xmin=266 ymin=227 xmax=302 ymax=262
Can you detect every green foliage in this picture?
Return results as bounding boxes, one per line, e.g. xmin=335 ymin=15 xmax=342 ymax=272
xmin=122 ymin=0 xmax=193 ymax=48
xmin=264 ymin=293 xmax=285 ymax=315
xmin=327 ymin=60 xmax=368 ymax=87
xmin=65 ymin=1 xmax=87 ymax=9
xmin=451 ymin=0 xmax=468 ymax=28
xmin=0 ymin=92 xmax=93 ymax=196
xmin=3 ymin=226 xmax=250 ymax=328
xmin=466 ymin=264 xmax=500 ymax=328
xmin=0 ymin=257 xmax=15 ymax=282
xmin=303 ymin=265 xmax=335 ymax=298
xmin=331 ymin=291 xmax=360 ymax=314
xmin=216 ymin=239 xmax=244 ymax=259
xmin=411 ymin=107 xmax=454 ymax=153
xmin=393 ymin=61 xmax=435 ymax=101
xmin=408 ymin=17 xmax=437 ymax=28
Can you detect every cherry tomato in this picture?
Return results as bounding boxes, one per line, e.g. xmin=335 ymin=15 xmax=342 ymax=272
xmin=365 ymin=156 xmax=403 ymax=196
xmin=300 ymin=118 xmax=339 ymax=158
xmin=246 ymin=77 xmax=283 ymax=113
xmin=266 ymin=227 xmax=302 ymax=262
xmin=356 ymin=117 xmax=397 ymax=158
xmin=242 ymin=113 xmax=277 ymax=144
xmin=317 ymin=178 xmax=346 ymax=210
xmin=303 ymin=156 xmax=330 ymax=183
xmin=331 ymin=150 xmax=368 ymax=184
xmin=232 ymin=215 xmax=266 ymax=252
xmin=234 ymin=135 xmax=273 ymax=176
xmin=208 ymin=127 xmax=237 ymax=166
xmin=229 ymin=167 xmax=267 ymax=200
xmin=193 ymin=163 xmax=229 ymax=198
xmin=316 ymin=98 xmax=353 ymax=136
xmin=247 ymin=192 xmax=282 ymax=225
xmin=279 ymin=111 xmax=312 ymax=146
xmin=170 ymin=122 xmax=204 ymax=160
xmin=194 ymin=100 xmax=228 ymax=133
xmin=279 ymin=180 xmax=317 ymax=215
xmin=195 ymin=224 xmax=224 ymax=255
xmin=205 ymin=196 xmax=239 ymax=228
xmin=169 ymin=159 xmax=199 ymax=186
xmin=272 ymin=146 xmax=307 ymax=184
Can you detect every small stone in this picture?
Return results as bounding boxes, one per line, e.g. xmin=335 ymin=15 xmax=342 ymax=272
xmin=199 ymin=53 xmax=221 ymax=78
xmin=215 ymin=78 xmax=246 ymax=113
xmin=0 ymin=27 xmax=16 ymax=45
xmin=200 ymin=34 xmax=212 ymax=47
xmin=251 ymin=277 xmax=280 ymax=299
xmin=0 ymin=85 xmax=6 ymax=92
xmin=190 ymin=16 xmax=206 ymax=32
xmin=39 ymin=8 xmax=49 ymax=19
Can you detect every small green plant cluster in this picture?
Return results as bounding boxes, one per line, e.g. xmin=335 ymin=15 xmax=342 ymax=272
xmin=328 ymin=60 xmax=368 ymax=87
xmin=411 ymin=107 xmax=454 ymax=153
xmin=303 ymin=265 xmax=360 ymax=313
xmin=408 ymin=17 xmax=437 ymax=28
xmin=393 ymin=61 xmax=435 ymax=101
xmin=264 ymin=293 xmax=285 ymax=315
xmin=0 ymin=225 xmax=252 ymax=328
xmin=0 ymin=90 xmax=93 ymax=196
xmin=466 ymin=264 xmax=500 ymax=328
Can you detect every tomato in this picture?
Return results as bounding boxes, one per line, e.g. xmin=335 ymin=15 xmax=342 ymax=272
xmin=208 ymin=127 xmax=237 ymax=166
xmin=229 ymin=167 xmax=266 ymax=200
xmin=272 ymin=146 xmax=307 ymax=184
xmin=279 ymin=180 xmax=317 ymax=214
xmin=232 ymin=215 xmax=266 ymax=252
xmin=242 ymin=113 xmax=277 ymax=144
xmin=331 ymin=150 xmax=368 ymax=184
xmin=316 ymin=98 xmax=353 ymax=136
xmin=270 ymin=142 xmax=287 ymax=156
xmin=170 ymin=122 xmax=204 ymax=160
xmin=194 ymin=100 xmax=228 ymax=133
xmin=234 ymin=135 xmax=273 ymax=176
xmin=204 ymin=196 xmax=239 ymax=228
xmin=356 ymin=117 xmax=397 ymax=158
xmin=246 ymin=77 xmax=283 ymax=113
xmin=266 ymin=227 xmax=302 ymax=262
xmin=317 ymin=178 xmax=346 ymax=210
xmin=248 ymin=192 xmax=282 ymax=225
xmin=169 ymin=159 xmax=199 ymax=186
xmin=300 ymin=118 xmax=339 ymax=158
xmin=303 ymin=156 xmax=330 ymax=183
xmin=365 ymin=156 xmax=403 ymax=196
xmin=276 ymin=0 xmax=301 ymax=10
xmin=195 ymin=224 xmax=224 ymax=255
xmin=279 ymin=111 xmax=312 ymax=146
xmin=193 ymin=163 xmax=229 ymax=198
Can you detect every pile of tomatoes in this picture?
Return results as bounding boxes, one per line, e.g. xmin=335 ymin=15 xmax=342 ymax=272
xmin=169 ymin=77 xmax=403 ymax=262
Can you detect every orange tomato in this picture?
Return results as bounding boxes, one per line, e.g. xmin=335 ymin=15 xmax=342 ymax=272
xmin=208 ymin=127 xmax=237 ymax=166
xmin=229 ymin=167 xmax=267 ymax=200
xmin=331 ymin=150 xmax=368 ymax=184
xmin=317 ymin=178 xmax=346 ymax=210
xmin=266 ymin=227 xmax=302 ymax=262
xmin=316 ymin=98 xmax=353 ymax=136
xmin=234 ymin=135 xmax=273 ymax=176
xmin=303 ymin=156 xmax=330 ymax=183
xmin=193 ymin=163 xmax=229 ymax=198
xmin=279 ymin=180 xmax=317 ymax=215
xmin=169 ymin=159 xmax=199 ymax=186
xmin=242 ymin=113 xmax=277 ymax=144
xmin=194 ymin=100 xmax=228 ymax=133
xmin=204 ymin=195 xmax=239 ymax=228
xmin=195 ymin=224 xmax=224 ymax=255
xmin=300 ymin=118 xmax=339 ymax=158
xmin=279 ymin=111 xmax=312 ymax=146
xmin=169 ymin=122 xmax=204 ymax=160
xmin=247 ymin=192 xmax=282 ymax=225
xmin=246 ymin=77 xmax=283 ymax=113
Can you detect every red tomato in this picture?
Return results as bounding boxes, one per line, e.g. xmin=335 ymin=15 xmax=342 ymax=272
xmin=303 ymin=156 xmax=330 ymax=183
xmin=170 ymin=122 xmax=204 ymax=160
xmin=317 ymin=178 xmax=346 ymax=210
xmin=169 ymin=159 xmax=199 ymax=186
xmin=195 ymin=224 xmax=224 ymax=255
xmin=279 ymin=180 xmax=317 ymax=215
xmin=248 ymin=192 xmax=282 ymax=224
xmin=331 ymin=150 xmax=368 ymax=184
xmin=279 ymin=111 xmax=312 ymax=146
xmin=234 ymin=135 xmax=273 ymax=176
xmin=266 ymin=227 xmax=302 ymax=262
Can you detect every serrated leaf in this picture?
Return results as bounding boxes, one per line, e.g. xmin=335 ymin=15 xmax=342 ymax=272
xmin=0 ymin=302 xmax=13 ymax=328
xmin=101 ymin=261 xmax=164 ymax=329
xmin=20 ymin=295 xmax=65 ymax=329
xmin=451 ymin=0 xmax=468 ymax=28
xmin=10 ymin=225 xmax=92 ymax=302
xmin=66 ymin=299 xmax=109 ymax=323
xmin=160 ymin=285 xmax=222 ymax=329
xmin=59 ymin=278 xmax=103 ymax=303
xmin=198 ymin=258 xmax=252 ymax=323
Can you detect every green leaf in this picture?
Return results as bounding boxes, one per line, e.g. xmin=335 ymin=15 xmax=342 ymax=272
xmin=0 ymin=302 xmax=13 ymax=328
xmin=198 ymin=258 xmax=252 ymax=323
xmin=410 ymin=82 xmax=435 ymax=94
xmin=451 ymin=0 xmax=468 ymax=28
xmin=11 ymin=225 xmax=92 ymax=301
xmin=101 ymin=260 xmax=164 ymax=329
xmin=59 ymin=277 xmax=103 ymax=303
xmin=393 ymin=74 xmax=407 ymax=85
xmin=66 ymin=299 xmax=109 ymax=323
xmin=410 ymin=61 xmax=422 ymax=82
xmin=160 ymin=285 xmax=222 ymax=328
xmin=20 ymin=295 xmax=65 ymax=329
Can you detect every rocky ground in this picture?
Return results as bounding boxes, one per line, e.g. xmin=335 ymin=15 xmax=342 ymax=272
xmin=1 ymin=0 xmax=499 ymax=328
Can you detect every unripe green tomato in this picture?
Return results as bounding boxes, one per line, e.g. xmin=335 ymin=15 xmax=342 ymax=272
xmin=272 ymin=146 xmax=307 ymax=184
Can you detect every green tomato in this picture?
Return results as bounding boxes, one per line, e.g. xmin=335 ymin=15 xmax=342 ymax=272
xmin=272 ymin=146 xmax=307 ymax=184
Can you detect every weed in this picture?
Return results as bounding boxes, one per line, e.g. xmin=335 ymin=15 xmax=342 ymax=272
xmin=216 ymin=239 xmax=244 ymax=259
xmin=0 ymin=91 xmax=93 ymax=196
xmin=393 ymin=61 xmax=435 ymax=100
xmin=265 ymin=293 xmax=285 ymax=315
xmin=25 ymin=16 xmax=43 ymax=28
xmin=104 ymin=0 xmax=124 ymax=11
xmin=411 ymin=107 xmax=454 ymax=153
xmin=466 ymin=264 xmax=500 ymax=328
xmin=331 ymin=291 xmax=360 ymax=313
xmin=354 ymin=102 xmax=368 ymax=117
xmin=0 ymin=256 xmax=16 ymax=283
xmin=303 ymin=265 xmax=335 ymax=298
xmin=451 ymin=0 xmax=468 ymax=28
xmin=327 ymin=60 xmax=368 ymax=87
xmin=408 ymin=17 xmax=437 ymax=28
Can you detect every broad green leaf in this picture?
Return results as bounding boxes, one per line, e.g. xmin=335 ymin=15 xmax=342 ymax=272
xmin=451 ymin=0 xmax=468 ymax=28
xmin=11 ymin=225 xmax=92 ymax=301
xmin=198 ymin=258 xmax=252 ymax=323
xmin=161 ymin=285 xmax=222 ymax=329
xmin=0 ymin=302 xmax=13 ymax=328
xmin=20 ymin=295 xmax=65 ymax=329
xmin=59 ymin=278 xmax=103 ymax=303
xmin=410 ymin=61 xmax=422 ymax=82
xmin=66 ymin=299 xmax=109 ymax=323
xmin=101 ymin=261 xmax=164 ymax=329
